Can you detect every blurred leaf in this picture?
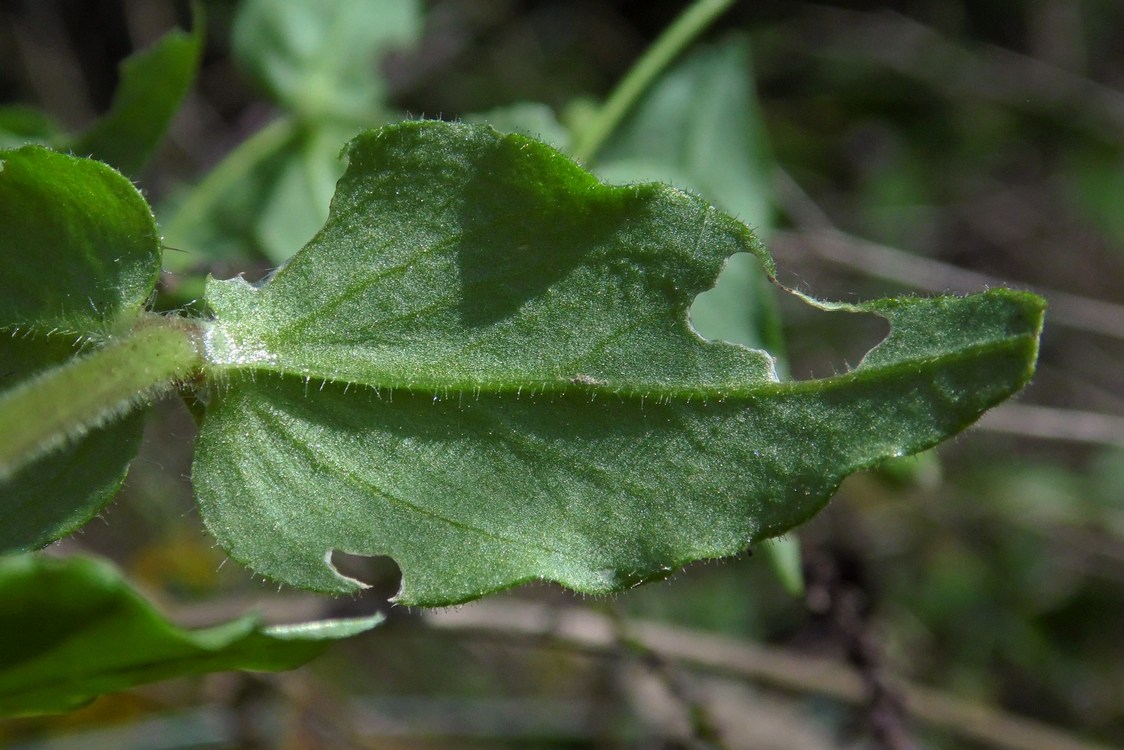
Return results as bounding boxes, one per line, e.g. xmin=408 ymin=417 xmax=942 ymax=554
xmin=232 ymin=0 xmax=421 ymax=123
xmin=466 ymin=102 xmax=572 ymax=151
xmin=192 ymin=122 xmax=1043 ymax=606
xmin=70 ymin=10 xmax=204 ymax=176
xmin=761 ymin=536 xmax=804 ymax=596
xmin=163 ymin=122 xmax=355 ymax=267
xmin=161 ymin=118 xmax=298 ymax=268
xmin=0 ymin=106 xmax=61 ymax=150
xmin=163 ymin=1 xmax=423 ymax=267
xmin=0 ymin=554 xmax=381 ymax=716
xmin=253 ymin=125 xmax=354 ymax=264
xmin=873 ymin=448 xmax=942 ymax=489
xmin=1067 ymin=147 xmax=1124 ymax=251
xmin=0 ymin=147 xmax=161 ymax=552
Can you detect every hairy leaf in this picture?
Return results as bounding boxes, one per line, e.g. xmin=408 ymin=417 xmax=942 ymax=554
xmin=595 ymin=35 xmax=798 ymax=587
xmin=0 ymin=147 xmax=161 ymax=551
xmin=70 ymin=13 xmax=203 ymax=176
xmin=598 ymin=35 xmax=779 ymax=353
xmin=0 ymin=147 xmax=160 ymax=332
xmin=0 ymin=555 xmax=380 ymax=716
xmin=193 ymin=122 xmax=1043 ymax=606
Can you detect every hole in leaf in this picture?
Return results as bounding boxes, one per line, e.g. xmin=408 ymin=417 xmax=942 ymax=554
xmin=689 ymin=253 xmax=889 ymax=381
xmin=690 ymin=253 xmax=779 ymax=352
xmin=329 ymin=550 xmax=402 ymax=600
xmin=777 ymin=291 xmax=889 ymax=381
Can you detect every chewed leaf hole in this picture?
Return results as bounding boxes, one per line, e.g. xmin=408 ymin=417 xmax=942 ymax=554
xmin=688 ymin=251 xmax=890 ymax=381
xmin=328 ymin=550 xmax=402 ymax=600
xmin=690 ymin=252 xmax=776 ymax=351
xmin=777 ymin=292 xmax=890 ymax=381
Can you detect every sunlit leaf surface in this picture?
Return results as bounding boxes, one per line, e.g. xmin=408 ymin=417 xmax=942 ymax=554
xmin=193 ymin=122 xmax=1044 ymax=606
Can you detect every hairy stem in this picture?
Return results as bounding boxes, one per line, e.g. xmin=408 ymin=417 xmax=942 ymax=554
xmin=570 ymin=0 xmax=736 ymax=163
xmin=0 ymin=317 xmax=204 ymax=479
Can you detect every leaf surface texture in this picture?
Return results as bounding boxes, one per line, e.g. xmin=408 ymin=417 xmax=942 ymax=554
xmin=194 ymin=122 xmax=1044 ymax=606
xmin=0 ymin=147 xmax=162 ymax=551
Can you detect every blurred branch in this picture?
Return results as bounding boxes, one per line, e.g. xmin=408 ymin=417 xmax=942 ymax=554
xmin=793 ymin=5 xmax=1124 ymax=142
xmin=769 ymin=225 xmax=1124 ymax=340
xmin=771 ymin=168 xmax=1124 ymax=445
xmin=425 ymin=600 xmax=1117 ymax=750
xmin=803 ymin=550 xmax=918 ymax=750
xmin=771 ymin=171 xmax=1124 ymax=341
xmin=976 ymin=403 xmax=1124 ymax=447
xmin=605 ymin=603 xmax=729 ymax=749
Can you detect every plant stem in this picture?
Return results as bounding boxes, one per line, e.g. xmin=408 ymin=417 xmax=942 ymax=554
xmin=570 ymin=0 xmax=736 ymax=164
xmin=428 ymin=600 xmax=1116 ymax=750
xmin=0 ymin=317 xmax=204 ymax=479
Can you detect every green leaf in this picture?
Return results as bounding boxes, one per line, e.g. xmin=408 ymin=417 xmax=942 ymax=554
xmin=0 ymin=147 xmax=160 ymax=332
xmin=0 ymin=147 xmax=162 ymax=551
xmin=162 ymin=121 xmax=354 ymax=267
xmin=760 ymin=536 xmax=804 ymax=596
xmin=70 ymin=12 xmax=204 ymax=176
xmin=232 ymin=0 xmax=421 ymax=123
xmin=0 ymin=411 xmax=144 ymax=554
xmin=0 ymin=105 xmax=61 ymax=150
xmin=163 ymin=0 xmax=421 ymax=268
xmin=595 ymin=36 xmax=797 ymax=589
xmin=192 ymin=122 xmax=1044 ymax=606
xmin=0 ymin=554 xmax=381 ymax=716
xmin=466 ymin=103 xmax=572 ymax=152
xmin=597 ymin=36 xmax=780 ymax=354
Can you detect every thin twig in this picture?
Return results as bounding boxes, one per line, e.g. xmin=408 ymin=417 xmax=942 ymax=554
xmin=424 ymin=600 xmax=1117 ymax=750
xmin=770 ymin=170 xmax=1124 ymax=341
xmin=790 ymin=6 xmax=1124 ymax=143
xmin=803 ymin=550 xmax=918 ymax=750
xmin=604 ymin=603 xmax=728 ymax=749
xmin=976 ymin=403 xmax=1124 ymax=447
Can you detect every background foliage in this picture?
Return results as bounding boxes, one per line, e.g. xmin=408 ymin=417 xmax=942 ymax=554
xmin=1 ymin=0 xmax=1121 ymax=748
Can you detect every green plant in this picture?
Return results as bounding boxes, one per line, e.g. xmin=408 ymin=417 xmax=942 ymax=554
xmin=0 ymin=0 xmax=1044 ymax=718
